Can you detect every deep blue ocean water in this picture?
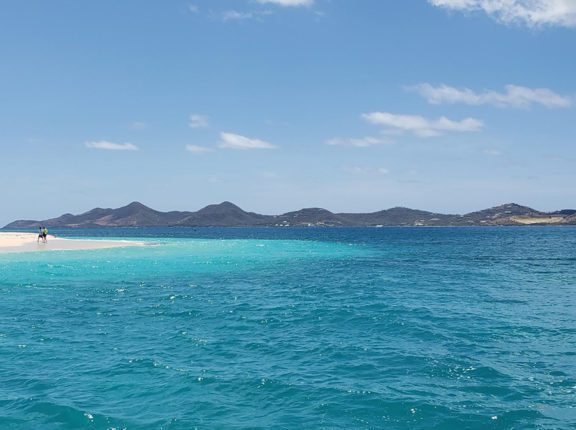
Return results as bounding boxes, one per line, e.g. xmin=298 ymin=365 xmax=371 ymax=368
xmin=0 ymin=227 xmax=575 ymax=429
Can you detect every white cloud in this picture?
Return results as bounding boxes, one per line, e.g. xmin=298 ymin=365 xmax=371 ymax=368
xmin=219 ymin=132 xmax=277 ymax=150
xmin=220 ymin=0 xmax=311 ymax=22
xmin=189 ymin=114 xmax=209 ymax=128
xmin=429 ymin=0 xmax=576 ymax=28
xmin=85 ymin=141 xmax=139 ymax=151
xmin=222 ymin=10 xmax=256 ymax=21
xmin=256 ymin=0 xmax=314 ymax=6
xmin=412 ymin=83 xmax=573 ymax=108
xmin=188 ymin=4 xmax=199 ymax=13
xmin=221 ymin=9 xmax=273 ymax=21
xmin=325 ymin=136 xmax=391 ymax=147
xmin=363 ymin=112 xmax=484 ymax=137
xmin=185 ymin=144 xmax=213 ymax=153
xmin=344 ymin=166 xmax=390 ymax=175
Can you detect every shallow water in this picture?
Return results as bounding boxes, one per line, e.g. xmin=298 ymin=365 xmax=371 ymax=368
xmin=1 ymin=227 xmax=575 ymax=429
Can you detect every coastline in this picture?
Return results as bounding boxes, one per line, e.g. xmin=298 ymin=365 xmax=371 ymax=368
xmin=0 ymin=232 xmax=145 ymax=254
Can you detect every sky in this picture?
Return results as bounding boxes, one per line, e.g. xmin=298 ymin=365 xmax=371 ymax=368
xmin=1 ymin=0 xmax=575 ymax=224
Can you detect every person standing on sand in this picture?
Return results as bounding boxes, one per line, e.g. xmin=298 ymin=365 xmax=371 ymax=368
xmin=42 ymin=227 xmax=48 ymax=243
xmin=37 ymin=227 xmax=43 ymax=243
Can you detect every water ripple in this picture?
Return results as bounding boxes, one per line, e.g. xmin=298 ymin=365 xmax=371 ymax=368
xmin=1 ymin=228 xmax=575 ymax=429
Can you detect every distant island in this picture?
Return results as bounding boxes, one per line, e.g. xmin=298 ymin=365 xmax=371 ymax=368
xmin=4 ymin=202 xmax=576 ymax=229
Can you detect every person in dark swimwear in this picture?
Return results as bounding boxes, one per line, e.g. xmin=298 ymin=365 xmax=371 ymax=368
xmin=37 ymin=227 xmax=43 ymax=243
xmin=42 ymin=227 xmax=48 ymax=243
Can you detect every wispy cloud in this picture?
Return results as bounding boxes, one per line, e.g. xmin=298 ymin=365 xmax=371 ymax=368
xmin=411 ymin=83 xmax=573 ymax=108
xmin=189 ymin=114 xmax=210 ymax=128
xmin=259 ymin=170 xmax=279 ymax=178
xmin=85 ymin=141 xmax=139 ymax=151
xmin=256 ymin=0 xmax=314 ymax=6
xmin=484 ymin=149 xmax=503 ymax=156
xmin=221 ymin=9 xmax=272 ymax=22
xmin=188 ymin=4 xmax=200 ymax=13
xmin=219 ymin=132 xmax=277 ymax=150
xmin=363 ymin=112 xmax=484 ymax=137
xmin=325 ymin=136 xmax=391 ymax=147
xmin=429 ymin=0 xmax=576 ymax=28
xmin=344 ymin=166 xmax=390 ymax=175
xmin=222 ymin=10 xmax=255 ymax=21
xmin=216 ymin=0 xmax=314 ymax=23
xmin=130 ymin=121 xmax=147 ymax=130
xmin=185 ymin=144 xmax=213 ymax=153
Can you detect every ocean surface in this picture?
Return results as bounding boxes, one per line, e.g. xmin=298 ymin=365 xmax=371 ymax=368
xmin=0 ymin=227 xmax=575 ymax=430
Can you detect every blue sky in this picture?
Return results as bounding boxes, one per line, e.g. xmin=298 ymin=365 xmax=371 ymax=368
xmin=1 ymin=0 xmax=575 ymax=224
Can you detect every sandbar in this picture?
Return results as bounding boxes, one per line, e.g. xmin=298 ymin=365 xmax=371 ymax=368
xmin=0 ymin=232 xmax=144 ymax=254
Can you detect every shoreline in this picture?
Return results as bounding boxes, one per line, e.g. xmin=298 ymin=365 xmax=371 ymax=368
xmin=0 ymin=232 xmax=145 ymax=254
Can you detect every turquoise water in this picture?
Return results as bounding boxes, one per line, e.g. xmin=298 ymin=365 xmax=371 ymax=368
xmin=1 ymin=227 xmax=575 ymax=429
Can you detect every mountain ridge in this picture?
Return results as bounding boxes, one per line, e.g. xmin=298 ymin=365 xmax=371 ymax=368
xmin=4 ymin=202 xmax=576 ymax=229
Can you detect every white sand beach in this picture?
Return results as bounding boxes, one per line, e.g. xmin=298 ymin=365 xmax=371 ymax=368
xmin=0 ymin=232 xmax=144 ymax=254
